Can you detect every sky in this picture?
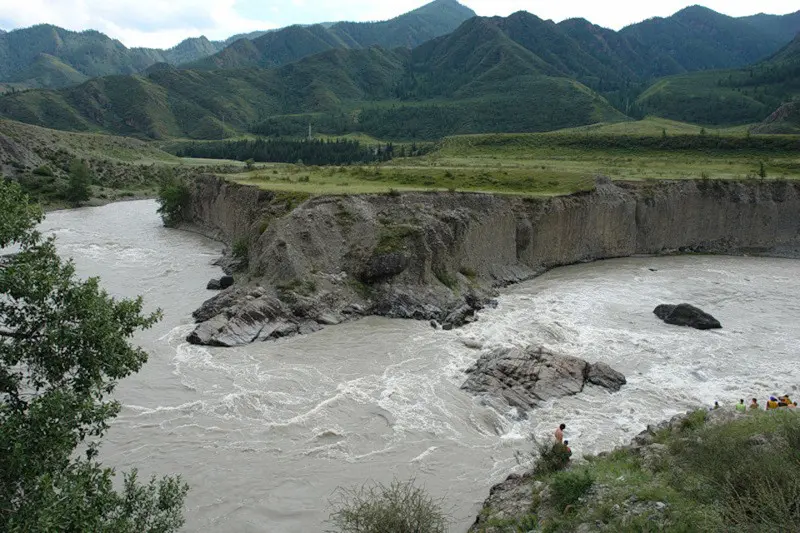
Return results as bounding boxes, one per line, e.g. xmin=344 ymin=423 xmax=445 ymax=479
xmin=0 ymin=0 xmax=797 ymax=49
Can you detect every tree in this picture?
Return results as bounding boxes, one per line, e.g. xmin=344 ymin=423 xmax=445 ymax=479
xmin=0 ymin=181 xmax=188 ymax=532
xmin=65 ymin=158 xmax=92 ymax=206
xmin=156 ymin=175 xmax=191 ymax=227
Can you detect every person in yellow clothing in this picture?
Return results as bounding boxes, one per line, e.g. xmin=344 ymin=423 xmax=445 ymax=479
xmin=735 ymin=399 xmax=747 ymax=413
xmin=767 ymin=396 xmax=779 ymax=410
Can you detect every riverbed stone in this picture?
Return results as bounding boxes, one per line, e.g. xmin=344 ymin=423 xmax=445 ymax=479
xmin=206 ymin=278 xmax=222 ymax=290
xmin=654 ymin=303 xmax=722 ymax=329
xmin=587 ymin=362 xmax=627 ymax=392
xmin=461 ymin=345 xmax=626 ymax=410
xmin=187 ymin=296 xmax=291 ymax=347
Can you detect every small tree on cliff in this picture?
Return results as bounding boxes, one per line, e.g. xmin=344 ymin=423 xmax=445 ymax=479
xmin=156 ymin=175 xmax=191 ymax=227
xmin=0 ymin=181 xmax=188 ymax=531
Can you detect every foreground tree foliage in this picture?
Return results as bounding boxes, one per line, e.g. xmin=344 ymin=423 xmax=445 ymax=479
xmin=0 ymin=181 xmax=188 ymax=531
xmin=327 ymin=478 xmax=449 ymax=533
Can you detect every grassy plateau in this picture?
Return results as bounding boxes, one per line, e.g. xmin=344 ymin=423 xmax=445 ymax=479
xmin=225 ymin=118 xmax=800 ymax=197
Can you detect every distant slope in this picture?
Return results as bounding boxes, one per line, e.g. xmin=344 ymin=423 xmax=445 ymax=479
xmin=637 ymin=33 xmax=800 ymax=125
xmin=619 ymin=6 xmax=795 ymax=77
xmin=752 ymin=101 xmax=800 ymax=133
xmin=189 ymin=0 xmax=476 ymax=70
xmin=0 ymin=0 xmax=474 ymax=89
xmin=0 ymin=25 xmax=225 ymax=89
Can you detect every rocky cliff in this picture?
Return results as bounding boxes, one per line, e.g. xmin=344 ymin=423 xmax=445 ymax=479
xmin=183 ymin=176 xmax=800 ymax=346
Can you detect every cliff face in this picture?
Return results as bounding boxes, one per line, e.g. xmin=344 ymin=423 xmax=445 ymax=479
xmin=184 ymin=176 xmax=800 ymax=346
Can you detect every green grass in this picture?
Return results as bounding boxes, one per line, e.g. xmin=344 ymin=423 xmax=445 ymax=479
xmin=230 ymin=163 xmax=595 ymax=196
xmin=204 ymin=125 xmax=800 ymax=197
xmin=475 ymin=410 xmax=800 ymax=533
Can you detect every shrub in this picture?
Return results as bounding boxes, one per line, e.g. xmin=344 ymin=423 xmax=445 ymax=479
xmin=327 ymin=479 xmax=449 ymax=533
xmin=232 ymin=238 xmax=249 ymax=263
xmin=156 ymin=177 xmax=191 ymax=227
xmin=550 ymin=470 xmax=594 ymax=512
xmin=32 ymin=165 xmax=53 ymax=177
xmin=519 ymin=438 xmax=572 ymax=477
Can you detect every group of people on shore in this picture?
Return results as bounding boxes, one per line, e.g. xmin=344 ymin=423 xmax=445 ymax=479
xmin=719 ymin=395 xmax=798 ymax=412
xmin=553 ymin=393 xmax=798 ymax=459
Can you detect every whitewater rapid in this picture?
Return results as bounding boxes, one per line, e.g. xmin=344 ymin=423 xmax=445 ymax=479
xmin=41 ymin=200 xmax=800 ymax=532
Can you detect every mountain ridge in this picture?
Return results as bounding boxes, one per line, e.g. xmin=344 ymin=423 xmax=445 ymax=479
xmin=0 ymin=0 xmax=476 ymax=89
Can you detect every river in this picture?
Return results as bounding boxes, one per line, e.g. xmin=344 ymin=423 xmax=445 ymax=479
xmin=40 ymin=200 xmax=800 ymax=532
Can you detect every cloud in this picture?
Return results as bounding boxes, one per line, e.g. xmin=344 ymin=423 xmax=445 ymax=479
xmin=0 ymin=0 xmax=797 ymax=48
xmin=0 ymin=0 xmax=278 ymax=48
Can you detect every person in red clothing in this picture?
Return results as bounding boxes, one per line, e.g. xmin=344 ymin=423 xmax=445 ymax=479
xmin=555 ymin=423 xmax=565 ymax=444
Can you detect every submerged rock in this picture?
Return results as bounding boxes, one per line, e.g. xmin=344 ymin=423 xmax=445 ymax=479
xmin=654 ymin=303 xmax=721 ymax=330
xmin=461 ymin=345 xmax=626 ymax=410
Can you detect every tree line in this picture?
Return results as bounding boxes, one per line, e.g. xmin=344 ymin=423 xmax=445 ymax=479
xmin=172 ymin=138 xmax=395 ymax=165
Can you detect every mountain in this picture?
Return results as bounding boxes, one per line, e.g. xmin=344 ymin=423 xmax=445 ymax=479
xmin=0 ymin=15 xmax=626 ymax=141
xmin=189 ymin=0 xmax=476 ymax=70
xmin=618 ymin=5 xmax=795 ymax=78
xmin=636 ymin=33 xmax=800 ymax=125
xmin=0 ymin=0 xmax=474 ymax=89
xmin=0 ymin=25 xmax=225 ymax=89
xmin=2 ymin=7 xmax=799 ymax=139
xmin=741 ymin=10 xmax=800 ymax=41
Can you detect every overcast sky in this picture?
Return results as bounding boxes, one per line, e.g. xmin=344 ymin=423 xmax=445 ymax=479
xmin=0 ymin=0 xmax=797 ymax=49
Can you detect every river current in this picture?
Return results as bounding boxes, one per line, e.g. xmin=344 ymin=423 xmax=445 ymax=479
xmin=41 ymin=200 xmax=800 ymax=532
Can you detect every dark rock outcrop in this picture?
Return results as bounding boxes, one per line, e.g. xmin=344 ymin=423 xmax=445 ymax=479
xmin=461 ymin=345 xmax=626 ymax=410
xmin=586 ymin=362 xmax=627 ymax=392
xmin=219 ymin=275 xmax=234 ymax=289
xmin=654 ymin=303 xmax=722 ymax=330
xmin=206 ymin=278 xmax=222 ymax=290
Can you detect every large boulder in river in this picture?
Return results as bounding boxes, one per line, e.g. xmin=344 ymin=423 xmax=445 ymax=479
xmin=654 ymin=303 xmax=721 ymax=330
xmin=461 ymin=345 xmax=626 ymax=410
xmin=187 ymin=295 xmax=299 ymax=347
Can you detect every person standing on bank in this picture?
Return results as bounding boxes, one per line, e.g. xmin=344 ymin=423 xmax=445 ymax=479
xmin=555 ymin=423 xmax=566 ymax=444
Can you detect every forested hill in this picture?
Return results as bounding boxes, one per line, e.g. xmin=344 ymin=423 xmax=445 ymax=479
xmin=0 ymin=22 xmax=627 ymax=141
xmin=636 ymin=32 xmax=800 ymax=126
xmin=0 ymin=0 xmax=475 ymax=90
xmin=186 ymin=0 xmax=476 ymax=70
xmin=1 ymin=6 xmax=798 ymax=139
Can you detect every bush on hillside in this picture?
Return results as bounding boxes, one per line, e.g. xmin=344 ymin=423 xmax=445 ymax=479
xmin=327 ymin=479 xmax=449 ymax=533
xmin=518 ymin=437 xmax=572 ymax=477
xmin=156 ymin=176 xmax=191 ymax=227
xmin=550 ymin=470 xmax=594 ymax=512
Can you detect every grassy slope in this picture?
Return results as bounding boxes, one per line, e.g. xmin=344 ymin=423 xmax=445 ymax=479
xmin=215 ymin=123 xmax=799 ymax=197
xmin=0 ymin=118 xmax=228 ymax=209
xmin=473 ymin=409 xmax=800 ymax=532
